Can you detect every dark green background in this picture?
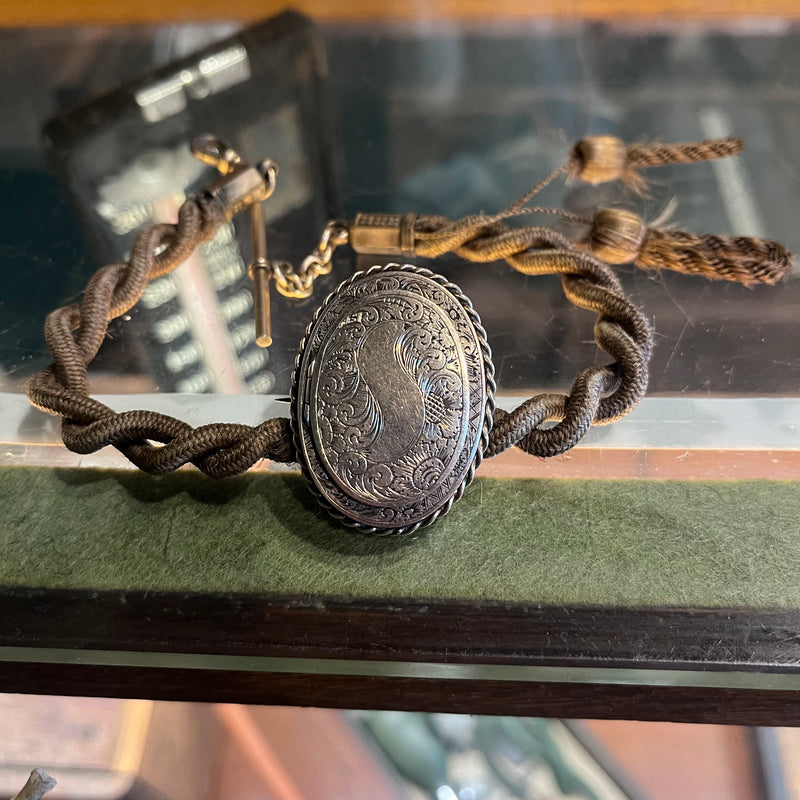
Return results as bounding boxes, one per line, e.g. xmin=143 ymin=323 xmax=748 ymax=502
xmin=2 ymin=466 xmax=797 ymax=608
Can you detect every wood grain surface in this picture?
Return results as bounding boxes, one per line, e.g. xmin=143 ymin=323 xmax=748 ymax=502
xmin=4 ymin=663 xmax=800 ymax=726
xmin=1 ymin=0 xmax=797 ymax=28
xmin=3 ymin=588 xmax=800 ymax=724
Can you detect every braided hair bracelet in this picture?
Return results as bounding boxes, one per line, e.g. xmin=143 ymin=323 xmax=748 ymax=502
xmin=28 ymin=134 xmax=792 ymax=534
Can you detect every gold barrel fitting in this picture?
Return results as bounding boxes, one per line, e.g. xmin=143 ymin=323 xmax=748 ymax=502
xmin=349 ymin=213 xmax=417 ymax=258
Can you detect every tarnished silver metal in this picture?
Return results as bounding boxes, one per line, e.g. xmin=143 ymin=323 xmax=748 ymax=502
xmin=292 ymin=264 xmax=495 ymax=535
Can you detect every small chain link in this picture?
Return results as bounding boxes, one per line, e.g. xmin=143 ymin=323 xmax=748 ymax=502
xmin=273 ymin=220 xmax=349 ymax=298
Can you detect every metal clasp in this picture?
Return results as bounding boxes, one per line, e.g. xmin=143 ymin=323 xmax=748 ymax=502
xmin=192 ymin=135 xmax=278 ymax=348
xmin=248 ymin=201 xmax=273 ymax=348
xmin=191 ymin=134 xmax=278 ymax=221
xmin=349 ymin=212 xmax=416 ymax=258
xmin=189 ymin=137 xmax=352 ymax=347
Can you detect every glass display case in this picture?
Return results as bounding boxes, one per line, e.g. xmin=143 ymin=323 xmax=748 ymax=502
xmin=0 ymin=11 xmax=798 ymax=724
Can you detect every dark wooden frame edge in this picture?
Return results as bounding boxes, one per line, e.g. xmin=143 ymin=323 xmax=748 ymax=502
xmin=2 ymin=586 xmax=799 ymax=724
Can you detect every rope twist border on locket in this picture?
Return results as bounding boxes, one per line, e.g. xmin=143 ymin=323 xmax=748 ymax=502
xmin=290 ymin=262 xmax=496 ymax=535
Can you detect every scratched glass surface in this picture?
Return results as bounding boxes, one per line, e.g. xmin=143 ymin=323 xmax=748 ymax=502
xmin=0 ymin=20 xmax=798 ymax=476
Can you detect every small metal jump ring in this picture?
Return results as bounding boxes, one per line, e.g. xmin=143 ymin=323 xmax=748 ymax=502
xmin=190 ymin=134 xmax=242 ymax=175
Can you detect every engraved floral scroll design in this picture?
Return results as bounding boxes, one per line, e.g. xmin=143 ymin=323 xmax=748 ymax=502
xmin=312 ymin=289 xmax=467 ymax=506
xmin=293 ymin=265 xmax=492 ymax=533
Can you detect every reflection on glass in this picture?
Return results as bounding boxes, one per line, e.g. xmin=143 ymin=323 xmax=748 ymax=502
xmin=0 ymin=17 xmax=797 ymax=477
xmin=40 ymin=12 xmax=341 ymax=396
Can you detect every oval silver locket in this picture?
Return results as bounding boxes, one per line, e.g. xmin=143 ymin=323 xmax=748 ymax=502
xmin=291 ymin=264 xmax=494 ymax=535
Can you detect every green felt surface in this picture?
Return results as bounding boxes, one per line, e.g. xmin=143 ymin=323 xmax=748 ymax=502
xmin=1 ymin=465 xmax=799 ymax=608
